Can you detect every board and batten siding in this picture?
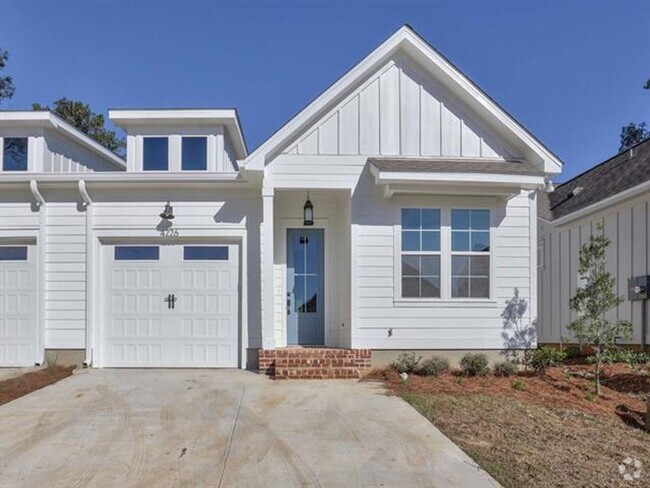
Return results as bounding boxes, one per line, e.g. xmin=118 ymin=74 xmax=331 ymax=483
xmin=351 ymin=173 xmax=535 ymax=349
xmin=43 ymin=130 xmax=121 ymax=173
xmin=538 ymin=192 xmax=650 ymax=344
xmin=280 ymin=55 xmax=516 ymax=161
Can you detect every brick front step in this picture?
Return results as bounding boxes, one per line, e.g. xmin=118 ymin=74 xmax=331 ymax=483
xmin=258 ymin=348 xmax=372 ymax=379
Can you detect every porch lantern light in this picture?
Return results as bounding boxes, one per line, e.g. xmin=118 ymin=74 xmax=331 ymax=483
xmin=303 ymin=193 xmax=314 ymax=226
xmin=159 ymin=201 xmax=175 ymax=220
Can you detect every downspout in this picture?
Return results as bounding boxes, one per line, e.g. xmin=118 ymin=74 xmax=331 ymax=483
xmin=29 ymin=180 xmax=46 ymax=365
xmin=29 ymin=180 xmax=45 ymax=207
xmin=78 ymin=180 xmax=93 ymax=367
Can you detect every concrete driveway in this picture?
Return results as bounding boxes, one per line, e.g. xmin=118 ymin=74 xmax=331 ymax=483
xmin=0 ymin=369 xmax=499 ymax=487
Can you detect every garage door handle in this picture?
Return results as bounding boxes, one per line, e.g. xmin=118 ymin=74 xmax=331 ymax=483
xmin=164 ymin=294 xmax=177 ymax=310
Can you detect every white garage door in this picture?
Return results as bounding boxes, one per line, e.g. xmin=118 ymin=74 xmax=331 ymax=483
xmin=0 ymin=245 xmax=38 ymax=366
xmin=103 ymin=243 xmax=239 ymax=368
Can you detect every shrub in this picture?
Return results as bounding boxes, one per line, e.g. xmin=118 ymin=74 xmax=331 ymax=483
xmin=418 ymin=356 xmax=450 ymax=377
xmin=493 ymin=361 xmax=517 ymax=377
xmin=511 ymin=380 xmax=526 ymax=391
xmin=564 ymin=343 xmax=582 ymax=359
xmin=531 ymin=346 xmax=566 ymax=375
xmin=460 ymin=353 xmax=489 ymax=376
xmin=391 ymin=352 xmax=421 ymax=374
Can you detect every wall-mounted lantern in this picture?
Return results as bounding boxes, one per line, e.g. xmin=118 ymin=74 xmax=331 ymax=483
xmin=303 ymin=193 xmax=314 ymax=226
xmin=159 ymin=201 xmax=175 ymax=220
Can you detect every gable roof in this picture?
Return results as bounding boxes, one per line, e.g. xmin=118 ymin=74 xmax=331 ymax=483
xmin=0 ymin=110 xmax=126 ymax=170
xmin=243 ymin=24 xmax=563 ymax=174
xmin=539 ymin=138 xmax=650 ymax=222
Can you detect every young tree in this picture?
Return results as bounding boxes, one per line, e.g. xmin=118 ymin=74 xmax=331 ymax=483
xmin=567 ymin=224 xmax=632 ymax=395
xmin=32 ymin=98 xmax=125 ymax=154
xmin=0 ymin=47 xmax=16 ymax=104
xmin=501 ymin=288 xmax=537 ymax=371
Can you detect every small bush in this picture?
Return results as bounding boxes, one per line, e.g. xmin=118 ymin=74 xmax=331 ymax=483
xmin=418 ymin=356 xmax=450 ymax=377
xmin=531 ymin=346 xmax=566 ymax=375
xmin=564 ymin=344 xmax=582 ymax=359
xmin=460 ymin=353 xmax=489 ymax=376
xmin=391 ymin=352 xmax=421 ymax=374
xmin=585 ymin=391 xmax=597 ymax=402
xmin=511 ymin=380 xmax=526 ymax=391
xmin=493 ymin=361 xmax=517 ymax=377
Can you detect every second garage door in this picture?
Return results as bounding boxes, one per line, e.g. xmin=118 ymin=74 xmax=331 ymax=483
xmin=102 ymin=243 xmax=239 ymax=368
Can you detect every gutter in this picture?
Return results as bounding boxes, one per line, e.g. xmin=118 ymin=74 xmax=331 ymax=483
xmin=0 ymin=171 xmax=246 ymax=185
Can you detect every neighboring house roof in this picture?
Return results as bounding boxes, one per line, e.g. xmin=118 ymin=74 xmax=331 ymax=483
xmin=539 ymin=138 xmax=650 ymax=222
xmin=0 ymin=110 xmax=126 ymax=170
xmin=109 ymin=108 xmax=248 ymax=159
xmin=244 ymin=24 xmax=563 ymax=174
xmin=369 ymin=158 xmax=545 ymax=176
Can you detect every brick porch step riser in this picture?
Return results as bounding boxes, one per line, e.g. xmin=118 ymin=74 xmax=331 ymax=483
xmin=258 ymin=348 xmax=372 ymax=380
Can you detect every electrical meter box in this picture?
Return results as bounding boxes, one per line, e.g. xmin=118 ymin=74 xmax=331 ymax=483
xmin=628 ymin=276 xmax=650 ymax=301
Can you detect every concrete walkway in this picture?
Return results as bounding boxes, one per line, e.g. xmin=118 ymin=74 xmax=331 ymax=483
xmin=0 ymin=369 xmax=500 ymax=487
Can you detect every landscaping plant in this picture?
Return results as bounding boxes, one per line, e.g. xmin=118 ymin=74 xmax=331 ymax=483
xmin=460 ymin=353 xmax=489 ymax=376
xmin=391 ymin=352 xmax=421 ymax=374
xmin=501 ymin=288 xmax=537 ymax=371
xmin=567 ymin=225 xmax=633 ymax=395
xmin=530 ymin=346 xmax=566 ymax=375
xmin=493 ymin=361 xmax=517 ymax=377
xmin=418 ymin=356 xmax=450 ymax=377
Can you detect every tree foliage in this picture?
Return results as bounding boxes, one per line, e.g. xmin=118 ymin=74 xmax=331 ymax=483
xmin=0 ymin=47 xmax=16 ymax=104
xmin=567 ymin=224 xmax=632 ymax=395
xmin=619 ymin=122 xmax=649 ymax=152
xmin=32 ymin=98 xmax=124 ymax=154
xmin=619 ymin=78 xmax=650 ymax=151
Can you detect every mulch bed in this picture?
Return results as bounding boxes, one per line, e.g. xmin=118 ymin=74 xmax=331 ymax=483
xmin=371 ymin=363 xmax=650 ymax=487
xmin=0 ymin=366 xmax=75 ymax=406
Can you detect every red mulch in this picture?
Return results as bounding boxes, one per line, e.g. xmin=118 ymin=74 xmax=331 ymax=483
xmin=371 ymin=362 xmax=649 ymax=422
xmin=0 ymin=366 xmax=75 ymax=406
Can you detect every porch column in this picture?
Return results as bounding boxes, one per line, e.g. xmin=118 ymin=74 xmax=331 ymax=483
xmin=261 ymin=187 xmax=275 ymax=350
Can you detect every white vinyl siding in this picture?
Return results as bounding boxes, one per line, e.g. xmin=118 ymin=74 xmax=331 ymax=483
xmin=538 ymin=191 xmax=650 ymax=345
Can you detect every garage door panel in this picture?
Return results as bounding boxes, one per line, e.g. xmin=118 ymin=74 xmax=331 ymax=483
xmin=0 ymin=245 xmax=37 ymax=366
xmin=103 ymin=244 xmax=239 ymax=368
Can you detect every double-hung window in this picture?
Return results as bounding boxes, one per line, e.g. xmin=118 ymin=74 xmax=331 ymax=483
xmin=400 ymin=208 xmax=441 ymax=298
xmin=451 ymin=209 xmax=490 ymax=298
xmin=143 ymin=137 xmax=169 ymax=171
xmin=2 ymin=137 xmax=28 ymax=171
xmin=182 ymin=136 xmax=207 ymax=171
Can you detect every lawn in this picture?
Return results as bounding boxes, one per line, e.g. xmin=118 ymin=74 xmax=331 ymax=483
xmin=376 ymin=361 xmax=650 ymax=487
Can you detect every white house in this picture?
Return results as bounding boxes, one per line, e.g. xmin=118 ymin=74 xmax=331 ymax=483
xmin=0 ymin=26 xmax=562 ymax=376
xmin=538 ymin=138 xmax=650 ymax=348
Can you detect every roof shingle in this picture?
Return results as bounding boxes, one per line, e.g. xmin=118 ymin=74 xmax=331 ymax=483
xmin=368 ymin=158 xmax=545 ymax=176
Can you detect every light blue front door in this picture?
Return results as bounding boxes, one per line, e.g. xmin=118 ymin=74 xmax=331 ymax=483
xmin=287 ymin=229 xmax=324 ymax=345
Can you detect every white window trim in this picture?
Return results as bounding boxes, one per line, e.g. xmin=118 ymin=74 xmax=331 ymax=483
xmin=394 ymin=206 xmax=497 ymax=306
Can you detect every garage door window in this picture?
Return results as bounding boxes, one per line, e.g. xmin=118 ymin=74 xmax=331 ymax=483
xmin=0 ymin=246 xmax=27 ymax=260
xmin=183 ymin=246 xmax=229 ymax=261
xmin=114 ymin=246 xmax=160 ymax=260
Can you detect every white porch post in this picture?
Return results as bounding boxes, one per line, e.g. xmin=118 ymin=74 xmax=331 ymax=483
xmin=261 ymin=186 xmax=276 ymax=350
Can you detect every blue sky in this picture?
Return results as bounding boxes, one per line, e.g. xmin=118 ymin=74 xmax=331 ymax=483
xmin=1 ymin=0 xmax=648 ymax=181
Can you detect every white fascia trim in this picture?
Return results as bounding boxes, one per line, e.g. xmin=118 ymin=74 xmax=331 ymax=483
xmin=550 ymin=179 xmax=650 ymax=227
xmin=243 ymin=25 xmax=563 ymax=173
xmin=371 ymin=167 xmax=545 ymax=190
xmin=109 ymin=109 xmax=247 ymax=159
xmin=0 ymin=111 xmax=126 ymax=170
xmin=0 ymin=171 xmax=243 ymax=184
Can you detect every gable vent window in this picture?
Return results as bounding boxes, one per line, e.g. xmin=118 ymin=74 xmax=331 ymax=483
xmin=2 ymin=137 xmax=28 ymax=171
xmin=182 ymin=136 xmax=207 ymax=171
xmin=143 ymin=137 xmax=169 ymax=171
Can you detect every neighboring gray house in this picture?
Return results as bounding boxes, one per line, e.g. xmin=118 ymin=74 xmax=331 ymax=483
xmin=538 ymin=138 xmax=650 ymax=347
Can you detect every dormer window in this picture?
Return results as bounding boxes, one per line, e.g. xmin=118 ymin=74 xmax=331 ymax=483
xmin=2 ymin=137 xmax=28 ymax=171
xmin=182 ymin=136 xmax=207 ymax=171
xmin=143 ymin=137 xmax=169 ymax=171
